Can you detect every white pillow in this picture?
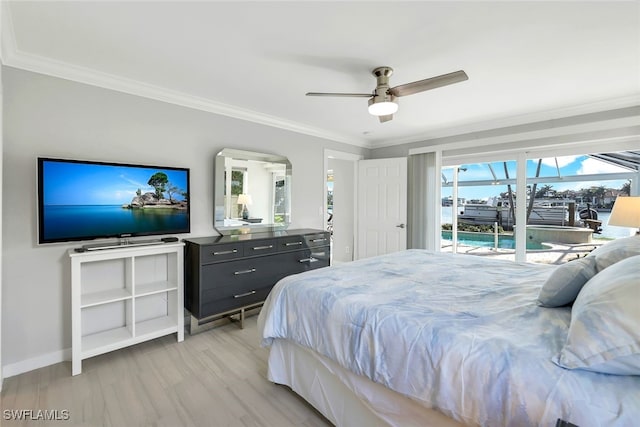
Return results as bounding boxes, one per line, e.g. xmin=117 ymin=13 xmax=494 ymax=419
xmin=586 ymin=235 xmax=640 ymax=272
xmin=537 ymin=257 xmax=597 ymax=307
xmin=554 ymin=255 xmax=640 ymax=375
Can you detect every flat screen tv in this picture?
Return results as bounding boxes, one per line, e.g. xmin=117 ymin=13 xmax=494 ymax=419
xmin=38 ymin=158 xmax=190 ymax=244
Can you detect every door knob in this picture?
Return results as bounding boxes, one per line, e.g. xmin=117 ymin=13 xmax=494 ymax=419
xmin=396 ymin=224 xmax=405 ymax=229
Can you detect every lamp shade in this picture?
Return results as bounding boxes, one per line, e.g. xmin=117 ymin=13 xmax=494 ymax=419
xmin=608 ymin=196 xmax=640 ymax=228
xmin=237 ymin=194 xmax=252 ymax=206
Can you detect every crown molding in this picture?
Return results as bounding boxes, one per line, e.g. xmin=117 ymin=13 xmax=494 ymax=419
xmin=368 ymin=94 xmax=640 ymax=150
xmin=0 ymin=4 xmax=370 ymax=148
xmin=1 ymin=1 xmax=16 ymax=65
xmin=5 ymin=50 xmax=372 ymax=148
xmin=408 ymin=107 xmax=640 ymax=155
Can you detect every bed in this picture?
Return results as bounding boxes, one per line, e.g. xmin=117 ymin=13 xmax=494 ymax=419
xmin=258 ymin=242 xmax=640 ymax=426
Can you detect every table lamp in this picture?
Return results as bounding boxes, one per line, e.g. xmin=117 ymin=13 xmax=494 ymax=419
xmin=237 ymin=194 xmax=252 ymax=220
xmin=608 ymin=196 xmax=640 ymax=235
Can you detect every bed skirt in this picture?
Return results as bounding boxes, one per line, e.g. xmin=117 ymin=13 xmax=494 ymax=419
xmin=267 ymin=338 xmax=463 ymax=427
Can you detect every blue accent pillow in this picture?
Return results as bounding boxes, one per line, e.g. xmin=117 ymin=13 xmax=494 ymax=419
xmin=554 ymin=255 xmax=640 ymax=375
xmin=537 ymin=257 xmax=598 ymax=307
xmin=586 ymin=235 xmax=640 ymax=272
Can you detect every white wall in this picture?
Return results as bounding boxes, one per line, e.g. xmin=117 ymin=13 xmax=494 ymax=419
xmin=1 ymin=67 xmax=368 ymax=376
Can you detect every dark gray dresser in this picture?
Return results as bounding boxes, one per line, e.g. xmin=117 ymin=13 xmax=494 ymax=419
xmin=183 ymin=229 xmax=330 ymax=331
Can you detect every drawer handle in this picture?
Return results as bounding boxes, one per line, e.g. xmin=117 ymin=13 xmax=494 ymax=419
xmin=234 ymin=290 xmax=256 ymax=299
xmin=234 ymin=268 xmax=256 ymax=275
xmin=310 ymin=238 xmax=326 ymax=243
xmin=284 ymin=241 xmax=303 ymax=246
xmin=252 ymin=245 xmax=273 ymax=251
xmin=299 ymin=257 xmax=318 ymax=263
xmin=213 ymin=249 xmax=238 ymax=256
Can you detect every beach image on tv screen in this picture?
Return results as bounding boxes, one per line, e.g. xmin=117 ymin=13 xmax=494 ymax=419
xmin=40 ymin=160 xmax=189 ymax=242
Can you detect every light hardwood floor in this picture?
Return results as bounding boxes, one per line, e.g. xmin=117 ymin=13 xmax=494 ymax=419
xmin=1 ymin=316 xmax=332 ymax=427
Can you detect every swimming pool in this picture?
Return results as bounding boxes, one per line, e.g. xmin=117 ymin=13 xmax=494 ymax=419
xmin=441 ymin=231 xmax=550 ymax=250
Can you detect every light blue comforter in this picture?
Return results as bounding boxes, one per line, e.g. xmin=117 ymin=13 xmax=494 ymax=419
xmin=259 ymin=250 xmax=640 ymax=426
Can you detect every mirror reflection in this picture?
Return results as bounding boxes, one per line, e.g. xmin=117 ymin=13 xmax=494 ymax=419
xmin=214 ymin=148 xmax=292 ymax=235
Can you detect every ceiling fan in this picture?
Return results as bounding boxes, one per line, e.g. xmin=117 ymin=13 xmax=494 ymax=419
xmin=306 ymin=67 xmax=468 ymax=123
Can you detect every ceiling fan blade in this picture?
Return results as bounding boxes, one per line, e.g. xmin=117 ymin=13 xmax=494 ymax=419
xmin=389 ymin=70 xmax=468 ymax=97
xmin=378 ymin=114 xmax=393 ymax=123
xmin=306 ymin=92 xmax=372 ymax=98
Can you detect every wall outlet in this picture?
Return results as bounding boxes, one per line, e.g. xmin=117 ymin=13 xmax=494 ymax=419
xmin=345 ymin=246 xmax=350 ymax=254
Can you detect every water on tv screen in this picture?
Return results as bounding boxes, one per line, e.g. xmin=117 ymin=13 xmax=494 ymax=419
xmin=38 ymin=158 xmax=190 ymax=244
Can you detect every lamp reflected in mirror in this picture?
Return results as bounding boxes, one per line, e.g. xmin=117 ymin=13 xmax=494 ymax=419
xmin=237 ymin=194 xmax=252 ymax=220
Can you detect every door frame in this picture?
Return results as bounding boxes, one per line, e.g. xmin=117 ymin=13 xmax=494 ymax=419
xmin=323 ymin=149 xmax=363 ymax=262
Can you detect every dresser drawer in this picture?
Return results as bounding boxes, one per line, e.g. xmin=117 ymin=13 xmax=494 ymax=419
xmin=200 ymin=242 xmax=243 ymax=264
xmin=278 ymin=248 xmax=330 ymax=274
xmin=279 ymin=235 xmax=306 ymax=251
xmin=307 ymin=246 xmax=331 ymax=267
xmin=200 ymin=286 xmax=272 ymax=318
xmin=200 ymin=253 xmax=290 ymax=291
xmin=304 ymin=233 xmax=330 ymax=248
xmin=202 ymin=280 xmax=259 ymax=303
xmin=243 ymin=238 xmax=279 ymax=256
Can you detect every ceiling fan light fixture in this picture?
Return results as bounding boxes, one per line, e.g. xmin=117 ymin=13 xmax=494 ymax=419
xmin=307 ymin=66 xmax=467 ymax=123
xmin=368 ymin=95 xmax=398 ymax=116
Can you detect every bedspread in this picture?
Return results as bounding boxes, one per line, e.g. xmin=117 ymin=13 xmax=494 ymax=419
xmin=259 ymin=250 xmax=640 ymax=426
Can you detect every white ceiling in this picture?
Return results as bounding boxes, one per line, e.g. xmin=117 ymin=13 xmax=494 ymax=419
xmin=2 ymin=1 xmax=639 ymax=148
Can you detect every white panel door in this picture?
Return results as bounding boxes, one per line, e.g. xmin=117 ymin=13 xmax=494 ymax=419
xmin=356 ymin=158 xmax=407 ymax=259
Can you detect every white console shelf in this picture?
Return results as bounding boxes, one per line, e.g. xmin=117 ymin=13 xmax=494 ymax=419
xmin=69 ymin=242 xmax=184 ymax=375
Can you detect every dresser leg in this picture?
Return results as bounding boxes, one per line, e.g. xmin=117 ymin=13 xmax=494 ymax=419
xmin=188 ymin=303 xmax=263 ymax=334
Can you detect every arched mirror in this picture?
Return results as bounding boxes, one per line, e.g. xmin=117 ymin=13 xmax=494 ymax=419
xmin=214 ymin=148 xmax=292 ymax=235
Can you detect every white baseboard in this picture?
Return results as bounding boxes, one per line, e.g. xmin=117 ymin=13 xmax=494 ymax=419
xmin=2 ymin=348 xmax=71 ymax=379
